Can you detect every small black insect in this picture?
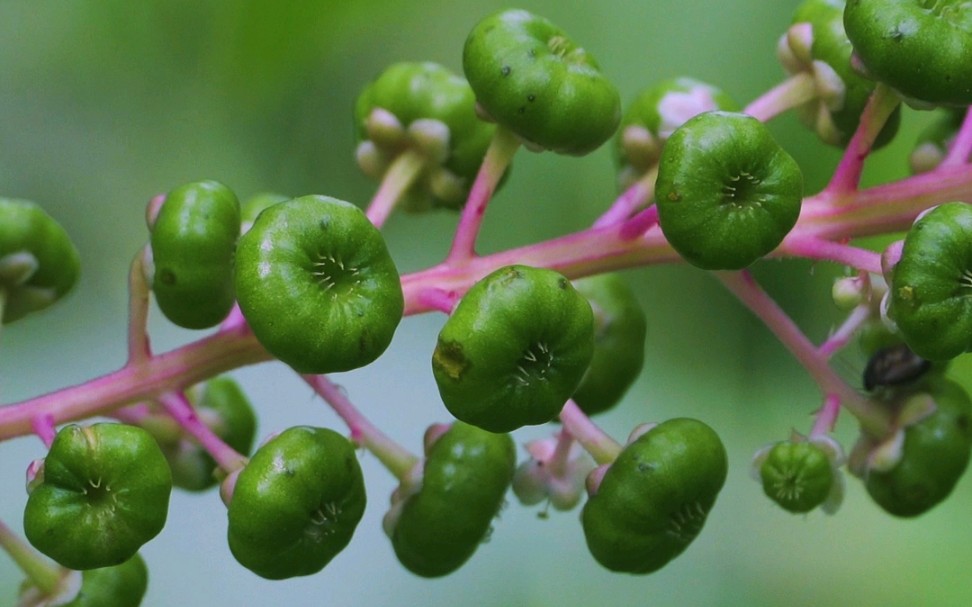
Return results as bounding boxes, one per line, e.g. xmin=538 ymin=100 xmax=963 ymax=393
xmin=863 ymin=342 xmax=932 ymax=391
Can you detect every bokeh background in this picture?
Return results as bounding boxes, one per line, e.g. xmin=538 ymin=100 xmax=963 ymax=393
xmin=1 ymin=1 xmax=969 ymax=605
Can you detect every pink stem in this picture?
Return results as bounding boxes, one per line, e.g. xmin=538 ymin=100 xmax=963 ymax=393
xmin=31 ymin=414 xmax=56 ymax=448
xmin=780 ymin=237 xmax=882 ymax=273
xmin=818 ymin=304 xmax=872 ymax=359
xmin=365 ymin=149 xmax=426 ymax=229
xmin=714 ymin=270 xmax=889 ymax=436
xmin=416 ymin=287 xmax=458 ymax=314
xmin=810 ymin=393 xmax=841 ymax=437
xmin=824 ymin=84 xmax=900 ymax=196
xmin=619 ymin=206 xmax=659 ymax=240
xmin=744 ymin=72 xmax=817 ymax=122
xmin=446 ymin=126 xmax=521 ymax=262
xmin=940 ymin=107 xmax=972 ymax=169
xmin=301 ymin=374 xmax=418 ymax=480
xmin=0 ymin=325 xmax=270 ymax=440
xmin=593 ymin=169 xmax=655 ymax=228
xmin=157 ymin=391 xmax=247 ymax=473
xmin=558 ymin=400 xmax=622 ymax=465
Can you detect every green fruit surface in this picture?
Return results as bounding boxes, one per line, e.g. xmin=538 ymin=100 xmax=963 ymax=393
xmin=227 ymin=426 xmax=366 ymax=579
xmin=0 ymin=198 xmax=80 ymax=323
xmin=462 ymin=8 xmax=620 ymax=155
xmin=390 ymin=422 xmax=515 ymax=577
xmin=432 ymin=265 xmax=594 ymax=433
xmin=234 ymin=195 xmax=404 ymax=374
xmin=150 ymin=180 xmax=240 ymax=329
xmin=24 ymin=424 xmax=172 ymax=570
xmin=582 ymin=418 xmax=727 ymax=574
xmin=655 ymin=111 xmax=803 ymax=270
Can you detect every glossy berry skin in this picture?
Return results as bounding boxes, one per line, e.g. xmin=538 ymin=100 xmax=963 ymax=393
xmin=432 ymin=265 xmax=594 ymax=433
xmin=615 ymin=78 xmax=737 ymax=187
xmin=865 ymin=379 xmax=972 ymax=517
xmin=387 ymin=422 xmax=515 ymax=578
xmin=582 ymin=418 xmax=728 ymax=574
xmin=655 ymin=111 xmax=804 ymax=270
xmin=844 ymin=0 xmax=972 ymax=106
xmin=889 ymin=202 xmax=972 ymax=361
xmin=786 ymin=0 xmax=901 ymax=147
xmin=149 ymin=180 xmax=240 ymax=329
xmin=23 ymin=424 xmax=172 ymax=570
xmin=234 ymin=195 xmax=404 ymax=374
xmin=227 ymin=426 xmax=366 ymax=579
xmin=462 ymin=8 xmax=621 ymax=155
xmin=354 ymin=62 xmax=495 ymax=211
xmin=759 ymin=441 xmax=834 ymax=513
xmin=0 ymin=198 xmax=81 ymax=324
xmin=18 ymin=554 xmax=149 ymax=607
xmin=571 ymin=274 xmax=647 ymax=416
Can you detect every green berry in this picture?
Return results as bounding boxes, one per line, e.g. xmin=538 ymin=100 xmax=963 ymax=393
xmin=571 ymin=274 xmax=647 ymax=416
xmin=161 ymin=377 xmax=257 ymax=491
xmin=234 ymin=195 xmax=404 ymax=374
xmin=888 ymin=202 xmax=972 ymax=361
xmin=615 ymin=78 xmax=737 ymax=188
xmin=432 ymin=265 xmax=594 ymax=433
xmin=462 ymin=8 xmax=621 ymax=155
xmin=354 ymin=62 xmax=496 ymax=211
xmin=24 ymin=424 xmax=172 ymax=570
xmin=864 ymin=379 xmax=972 ymax=517
xmin=655 ymin=111 xmax=804 ymax=270
xmin=149 ymin=181 xmax=241 ymax=329
xmin=19 ymin=554 xmax=149 ymax=607
xmin=784 ymin=0 xmax=901 ymax=147
xmin=226 ymin=426 xmax=366 ymax=579
xmin=759 ymin=440 xmax=835 ymax=513
xmin=386 ymin=422 xmax=515 ymax=577
xmin=0 ymin=198 xmax=80 ymax=324
xmin=844 ymin=0 xmax=972 ymax=106
xmin=581 ymin=418 xmax=728 ymax=574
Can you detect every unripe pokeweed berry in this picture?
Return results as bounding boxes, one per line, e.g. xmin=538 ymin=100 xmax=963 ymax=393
xmin=149 ymin=180 xmax=240 ymax=329
xmin=888 ymin=202 xmax=972 ymax=361
xmin=17 ymin=554 xmax=149 ymax=607
xmin=571 ymin=274 xmax=647 ymax=416
xmin=581 ymin=418 xmax=728 ymax=574
xmin=226 ymin=426 xmax=366 ymax=579
xmin=234 ymin=195 xmax=404 ymax=374
xmin=354 ymin=62 xmax=496 ymax=211
xmin=785 ymin=0 xmax=901 ymax=147
xmin=23 ymin=424 xmax=172 ymax=570
xmin=164 ymin=377 xmax=258 ymax=491
xmin=844 ymin=0 xmax=972 ymax=107
xmin=387 ymin=422 xmax=515 ymax=577
xmin=615 ymin=78 xmax=738 ymax=188
xmin=864 ymin=378 xmax=972 ymax=517
xmin=655 ymin=111 xmax=804 ymax=270
xmin=63 ymin=554 xmax=149 ymax=607
xmin=462 ymin=8 xmax=621 ymax=155
xmin=759 ymin=440 xmax=835 ymax=513
xmin=0 ymin=198 xmax=80 ymax=324
xmin=432 ymin=265 xmax=595 ymax=433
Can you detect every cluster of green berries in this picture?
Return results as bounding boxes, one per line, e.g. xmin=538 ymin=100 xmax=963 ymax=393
xmin=4 ymin=0 xmax=972 ymax=603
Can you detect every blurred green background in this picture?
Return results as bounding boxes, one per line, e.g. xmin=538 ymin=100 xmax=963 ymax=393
xmin=1 ymin=1 xmax=968 ymax=606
